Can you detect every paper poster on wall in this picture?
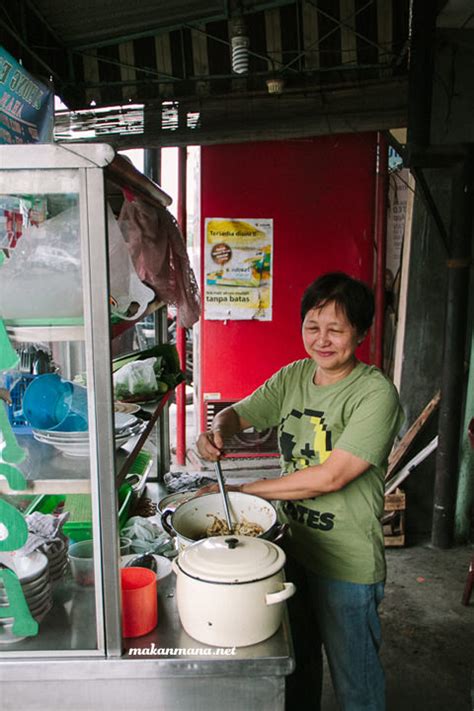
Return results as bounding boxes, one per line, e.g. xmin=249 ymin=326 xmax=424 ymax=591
xmin=204 ymin=218 xmax=273 ymax=321
xmin=386 ymin=169 xmax=409 ymax=283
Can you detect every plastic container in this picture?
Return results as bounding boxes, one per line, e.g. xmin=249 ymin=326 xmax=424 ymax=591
xmin=68 ymin=540 xmax=95 ymax=587
xmin=120 ymin=567 xmax=157 ymax=637
xmin=22 ymin=374 xmax=88 ymax=432
xmin=3 ymin=373 xmax=36 ymax=433
xmin=68 ymin=538 xmax=134 ymax=587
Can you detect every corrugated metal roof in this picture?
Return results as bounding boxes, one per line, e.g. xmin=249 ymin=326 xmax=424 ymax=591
xmin=28 ymin=0 xmax=280 ymax=47
xmin=1 ymin=0 xmax=411 ymax=143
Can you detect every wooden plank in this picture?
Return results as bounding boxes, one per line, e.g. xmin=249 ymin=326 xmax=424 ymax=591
xmin=377 ymin=0 xmax=393 ymax=65
xmin=384 ymin=534 xmax=405 ymax=547
xmin=191 ymin=25 xmax=210 ymax=96
xmin=265 ymin=7 xmax=283 ymax=70
xmin=384 ymin=490 xmax=406 ymax=511
xmin=83 ymin=48 xmax=100 ymax=106
xmin=340 ymin=0 xmax=357 ymax=66
xmin=383 ymin=491 xmax=405 ymax=546
xmin=75 ymin=77 xmax=408 ymax=148
xmin=154 ymin=32 xmax=174 ymax=98
xmin=118 ymin=41 xmax=136 ymax=103
xmin=386 ymin=391 xmax=441 ymax=479
xmin=302 ymin=0 xmax=319 ymax=70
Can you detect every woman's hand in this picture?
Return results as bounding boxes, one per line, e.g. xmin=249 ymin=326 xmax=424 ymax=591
xmin=196 ymin=429 xmax=225 ymax=462
xmin=196 ymin=483 xmax=242 ymax=496
xmin=0 ymin=388 xmax=11 ymax=405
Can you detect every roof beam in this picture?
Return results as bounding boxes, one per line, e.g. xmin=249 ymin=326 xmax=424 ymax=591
xmin=54 ymin=76 xmax=408 ymax=148
xmin=25 ymin=0 xmax=66 ymax=48
xmin=0 ymin=16 xmax=60 ymax=80
xmin=281 ymin=0 xmax=375 ymax=72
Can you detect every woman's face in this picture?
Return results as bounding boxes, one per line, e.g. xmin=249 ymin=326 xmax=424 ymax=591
xmin=302 ymin=300 xmax=361 ymax=374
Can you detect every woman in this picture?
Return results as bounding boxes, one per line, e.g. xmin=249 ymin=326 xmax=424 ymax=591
xmin=196 ymin=272 xmax=403 ymax=711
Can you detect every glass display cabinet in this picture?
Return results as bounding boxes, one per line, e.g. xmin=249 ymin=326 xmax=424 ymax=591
xmin=0 ymin=144 xmax=293 ymax=711
xmin=0 ymin=143 xmax=159 ymax=657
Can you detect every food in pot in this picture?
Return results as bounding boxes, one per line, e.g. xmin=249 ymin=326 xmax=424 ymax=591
xmin=162 ymin=491 xmax=278 ymax=549
xmin=205 ymin=514 xmax=264 ymax=538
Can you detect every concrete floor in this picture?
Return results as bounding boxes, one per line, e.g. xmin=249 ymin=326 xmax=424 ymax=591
xmin=168 ymin=401 xmax=474 ymax=711
xmin=321 ymin=543 xmax=474 ymax=711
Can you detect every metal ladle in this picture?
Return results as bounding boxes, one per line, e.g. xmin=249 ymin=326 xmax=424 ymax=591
xmin=214 ymin=460 xmax=234 ymax=534
xmin=124 ymin=552 xmax=158 ymax=573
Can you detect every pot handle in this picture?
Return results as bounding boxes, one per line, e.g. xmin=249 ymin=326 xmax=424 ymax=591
xmin=161 ymin=508 xmax=175 ymax=537
xmin=265 ymin=582 xmax=296 ymax=606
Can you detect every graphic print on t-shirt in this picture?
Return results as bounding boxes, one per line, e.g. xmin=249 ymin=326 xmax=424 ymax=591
xmin=279 ymin=408 xmax=332 ymax=471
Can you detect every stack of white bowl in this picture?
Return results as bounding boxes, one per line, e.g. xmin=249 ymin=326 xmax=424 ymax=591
xmin=32 ymin=413 xmax=144 ymax=458
xmin=0 ymin=550 xmax=52 ymax=644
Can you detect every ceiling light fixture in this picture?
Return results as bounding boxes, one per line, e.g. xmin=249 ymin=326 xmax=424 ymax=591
xmin=231 ymin=16 xmax=249 ymax=74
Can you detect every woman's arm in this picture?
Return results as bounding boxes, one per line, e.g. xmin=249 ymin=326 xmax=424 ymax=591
xmin=240 ymin=448 xmax=370 ymax=500
xmin=198 ymin=448 xmax=371 ymax=501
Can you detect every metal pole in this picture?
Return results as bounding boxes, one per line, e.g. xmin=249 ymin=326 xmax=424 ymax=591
xmin=144 ymin=148 xmax=161 ymax=184
xmin=143 ymin=148 xmax=171 ymax=479
xmin=454 ymin=326 xmax=474 ymax=542
xmin=406 ymin=0 xmax=437 ymax=149
xmin=432 ymin=151 xmax=474 ymax=548
xmin=176 ymin=147 xmax=187 ymax=466
xmin=373 ymin=132 xmax=388 ymax=370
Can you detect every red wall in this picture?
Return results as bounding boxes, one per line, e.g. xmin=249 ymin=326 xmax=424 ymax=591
xmin=199 ymin=134 xmax=377 ymax=427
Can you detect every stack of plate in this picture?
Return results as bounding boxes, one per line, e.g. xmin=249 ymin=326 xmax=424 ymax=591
xmin=41 ymin=538 xmax=69 ymax=583
xmin=32 ymin=413 xmax=144 ymax=458
xmin=0 ymin=550 xmax=52 ymax=644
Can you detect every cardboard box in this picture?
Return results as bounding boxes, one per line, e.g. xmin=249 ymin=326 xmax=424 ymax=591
xmin=383 ymin=488 xmax=406 ymax=547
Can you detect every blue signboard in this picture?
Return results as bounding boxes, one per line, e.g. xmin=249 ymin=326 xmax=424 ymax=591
xmin=0 ymin=46 xmax=54 ymax=144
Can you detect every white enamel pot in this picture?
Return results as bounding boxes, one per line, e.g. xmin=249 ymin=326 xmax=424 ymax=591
xmin=161 ymin=491 xmax=286 ymax=552
xmin=172 ymin=535 xmax=296 ymax=647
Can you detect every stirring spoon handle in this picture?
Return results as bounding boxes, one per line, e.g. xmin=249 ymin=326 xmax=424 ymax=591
xmin=214 ymin=460 xmax=234 ymax=534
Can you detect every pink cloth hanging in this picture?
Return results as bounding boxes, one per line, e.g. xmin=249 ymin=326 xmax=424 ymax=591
xmin=118 ymin=197 xmax=200 ymax=328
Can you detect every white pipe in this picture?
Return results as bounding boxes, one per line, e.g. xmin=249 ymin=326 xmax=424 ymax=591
xmin=385 ymin=436 xmax=439 ymax=496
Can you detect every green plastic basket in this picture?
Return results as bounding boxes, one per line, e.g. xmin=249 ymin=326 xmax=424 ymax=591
xmin=24 ymin=483 xmax=132 ymax=543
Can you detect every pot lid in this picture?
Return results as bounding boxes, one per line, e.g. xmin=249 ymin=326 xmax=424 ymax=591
xmin=177 ymin=535 xmax=286 ymax=583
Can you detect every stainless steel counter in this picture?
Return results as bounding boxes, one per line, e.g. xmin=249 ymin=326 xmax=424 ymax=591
xmin=122 ymin=563 xmax=294 ymax=675
xmin=0 ymin=562 xmax=294 ymax=711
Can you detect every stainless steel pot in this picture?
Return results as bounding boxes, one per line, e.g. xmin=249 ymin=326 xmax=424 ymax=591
xmin=161 ymin=491 xmax=286 ymax=551
xmin=172 ymin=535 xmax=296 ymax=647
xmin=157 ymin=490 xmax=198 ymax=515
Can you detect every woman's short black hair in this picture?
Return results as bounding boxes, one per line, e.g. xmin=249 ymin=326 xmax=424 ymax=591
xmin=301 ymin=272 xmax=375 ymax=334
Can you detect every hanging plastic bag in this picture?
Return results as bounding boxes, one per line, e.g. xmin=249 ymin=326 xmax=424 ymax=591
xmin=118 ymin=197 xmax=201 ymax=328
xmin=113 ymin=357 xmax=158 ymax=400
xmin=107 ymin=205 xmax=155 ymax=321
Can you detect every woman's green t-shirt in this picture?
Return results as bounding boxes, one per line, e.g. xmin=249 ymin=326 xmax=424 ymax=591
xmin=234 ymin=360 xmax=404 ymax=584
